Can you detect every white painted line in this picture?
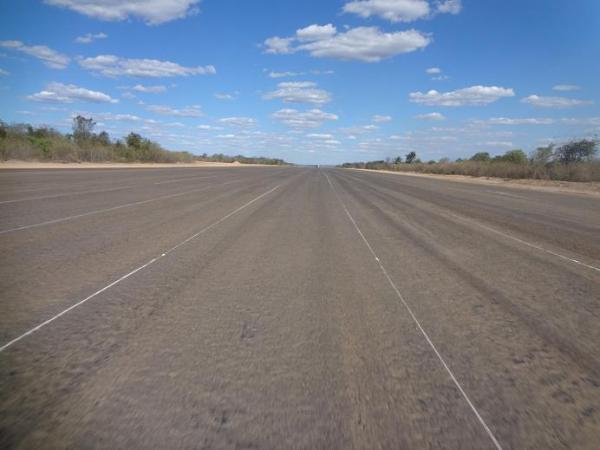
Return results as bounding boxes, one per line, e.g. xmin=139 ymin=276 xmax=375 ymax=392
xmin=449 ymin=212 xmax=600 ymax=273
xmin=0 ymin=178 xmax=245 ymax=235
xmin=0 ymin=184 xmax=136 ymax=204
xmin=324 ymin=173 xmax=503 ymax=450
xmin=0 ymin=187 xmax=209 ymax=235
xmin=0 ymin=176 xmax=216 ymax=204
xmin=339 ymin=171 xmax=600 ymax=274
xmin=0 ymin=184 xmax=280 ymax=352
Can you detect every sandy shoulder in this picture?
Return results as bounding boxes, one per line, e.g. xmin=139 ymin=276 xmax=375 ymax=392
xmin=349 ymin=168 xmax=600 ymax=197
xmin=0 ymin=160 xmax=280 ymax=169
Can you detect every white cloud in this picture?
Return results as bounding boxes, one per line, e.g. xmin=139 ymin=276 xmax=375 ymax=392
xmin=214 ymin=92 xmax=236 ymax=100
xmin=559 ymin=117 xmax=600 ymax=126
xmin=218 ymin=117 xmax=257 ymax=127
xmin=264 ymin=37 xmax=295 ymax=55
xmin=197 ymin=124 xmax=223 ymax=130
xmin=296 ymin=24 xmax=337 ymax=41
xmin=343 ymin=0 xmax=430 ymax=22
xmin=340 ymin=124 xmax=379 ymax=135
xmin=480 ymin=141 xmax=513 ymax=147
xmin=552 ymin=84 xmax=580 ymax=92
xmin=79 ymin=54 xmax=215 ymax=77
xmin=132 ymin=84 xmax=167 ymax=93
xmin=77 ymin=112 xmax=142 ymax=122
xmin=310 ymin=69 xmax=335 ymax=75
xmin=307 ymin=133 xmax=334 ymax=139
xmin=0 ymin=40 xmax=69 ymax=69
xmin=146 ymin=104 xmax=203 ymax=117
xmin=264 ymin=81 xmax=331 ymax=105
xmin=75 ymin=32 xmax=107 ymax=44
xmin=272 ymin=108 xmax=338 ymax=128
xmin=426 ymin=67 xmax=441 ymax=74
xmin=479 ymin=117 xmax=554 ymax=125
xmin=27 ymin=82 xmax=118 ymax=104
xmin=521 ymin=95 xmax=593 ymax=108
xmin=265 ymin=25 xmax=431 ymax=62
xmin=372 ymin=114 xmax=392 ymax=122
xmin=409 ymin=85 xmax=515 ymax=106
xmin=0 ymin=68 xmax=9 ymax=76
xmin=268 ymin=71 xmax=300 ymax=78
xmin=435 ymin=0 xmax=462 ymax=14
xmin=415 ymin=112 xmax=446 ymax=120
xmin=45 ymin=0 xmax=201 ymax=25
xmin=342 ymin=0 xmax=462 ymax=22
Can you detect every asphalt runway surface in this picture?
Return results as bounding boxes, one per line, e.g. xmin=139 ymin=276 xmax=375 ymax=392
xmin=1 ymin=166 xmax=599 ymax=449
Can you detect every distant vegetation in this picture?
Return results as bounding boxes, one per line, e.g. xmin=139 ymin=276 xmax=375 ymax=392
xmin=340 ymin=140 xmax=600 ymax=182
xmin=0 ymin=116 xmax=286 ymax=165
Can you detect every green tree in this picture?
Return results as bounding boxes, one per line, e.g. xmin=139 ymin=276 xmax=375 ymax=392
xmin=554 ymin=139 xmax=597 ymax=164
xmin=95 ymin=131 xmax=111 ymax=146
xmin=470 ymin=152 xmax=491 ymax=162
xmin=496 ymin=149 xmax=527 ymax=164
xmin=72 ymin=116 xmax=96 ymax=143
xmin=405 ymin=151 xmax=417 ymax=164
xmin=126 ymin=132 xmax=143 ymax=149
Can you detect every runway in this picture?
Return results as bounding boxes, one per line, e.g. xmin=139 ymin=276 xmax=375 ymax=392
xmin=1 ymin=166 xmax=599 ymax=449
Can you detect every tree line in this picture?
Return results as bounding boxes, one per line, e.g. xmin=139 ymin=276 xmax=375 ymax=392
xmin=340 ymin=140 xmax=599 ymax=182
xmin=0 ymin=116 xmax=286 ymax=165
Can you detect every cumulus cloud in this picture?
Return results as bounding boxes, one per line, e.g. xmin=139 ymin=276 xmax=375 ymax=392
xmin=409 ymin=85 xmax=515 ymax=106
xmin=27 ymin=82 xmax=118 ymax=103
xmin=372 ymin=114 xmax=392 ymax=122
xmin=342 ymin=0 xmax=462 ymax=22
xmin=343 ymin=0 xmax=430 ymax=22
xmin=296 ymin=24 xmax=338 ymax=42
xmin=272 ymin=108 xmax=338 ymax=128
xmin=146 ymin=104 xmax=203 ymax=117
xmin=426 ymin=67 xmax=441 ymax=74
xmin=218 ymin=117 xmax=257 ymax=127
xmin=521 ymin=95 xmax=593 ymax=108
xmin=415 ymin=112 xmax=446 ymax=120
xmin=552 ymin=84 xmax=580 ymax=92
xmin=435 ymin=0 xmax=462 ymax=14
xmin=45 ymin=0 xmax=201 ymax=25
xmin=265 ymin=25 xmax=431 ymax=62
xmin=75 ymin=32 xmax=107 ymax=44
xmin=0 ymin=68 xmax=9 ymax=76
xmin=0 ymin=40 xmax=69 ymax=69
xmin=78 ymin=54 xmax=216 ymax=77
xmin=264 ymin=81 xmax=331 ymax=105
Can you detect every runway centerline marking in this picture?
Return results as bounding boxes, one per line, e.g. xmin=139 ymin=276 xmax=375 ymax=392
xmin=325 ymin=172 xmax=503 ymax=450
xmin=0 ymin=184 xmax=280 ymax=353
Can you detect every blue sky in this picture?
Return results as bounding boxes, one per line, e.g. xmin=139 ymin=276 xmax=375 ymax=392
xmin=1 ymin=0 xmax=599 ymax=164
